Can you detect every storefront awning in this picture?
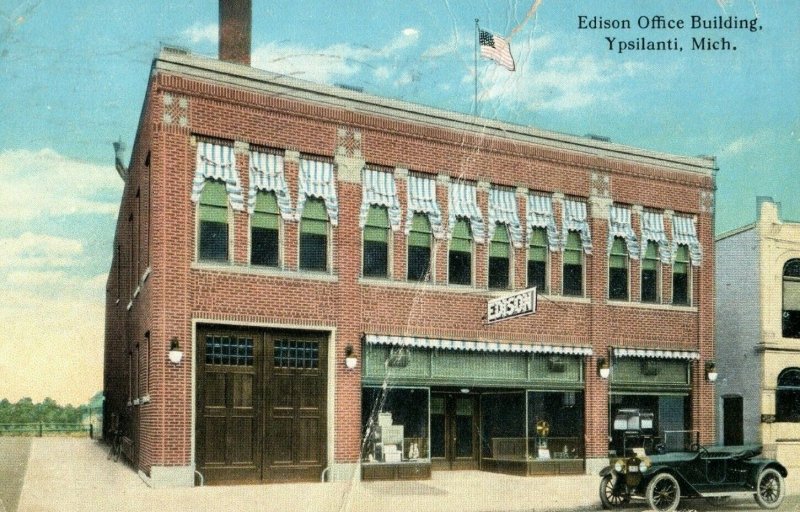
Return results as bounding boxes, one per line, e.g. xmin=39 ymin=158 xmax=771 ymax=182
xmin=613 ymin=348 xmax=699 ymax=360
xmin=365 ymin=334 xmax=592 ymax=356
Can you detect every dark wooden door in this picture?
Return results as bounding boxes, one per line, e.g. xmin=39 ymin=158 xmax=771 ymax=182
xmin=723 ymin=396 xmax=744 ymax=446
xmin=265 ymin=332 xmax=327 ymax=482
xmin=430 ymin=393 xmax=478 ymax=470
xmin=196 ymin=329 xmax=261 ymax=484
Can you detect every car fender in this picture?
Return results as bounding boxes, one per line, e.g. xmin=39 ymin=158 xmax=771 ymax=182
xmin=599 ymin=466 xmax=614 ymax=477
xmin=643 ymin=465 xmax=702 ymax=497
xmin=745 ymin=459 xmax=788 ymax=480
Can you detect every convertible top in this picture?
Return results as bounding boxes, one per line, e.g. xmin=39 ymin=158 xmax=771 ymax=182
xmin=706 ymin=444 xmax=763 ymax=459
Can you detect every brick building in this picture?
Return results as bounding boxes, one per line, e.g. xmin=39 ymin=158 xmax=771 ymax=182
xmin=104 ymin=3 xmax=717 ymax=488
xmin=716 ymin=198 xmax=800 ymax=470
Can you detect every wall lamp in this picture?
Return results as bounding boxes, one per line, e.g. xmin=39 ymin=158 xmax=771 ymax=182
xmin=598 ymin=357 xmax=610 ymax=379
xmin=168 ymin=337 xmax=183 ymax=364
xmin=705 ymin=361 xmax=718 ymax=382
xmin=344 ymin=345 xmax=358 ymax=370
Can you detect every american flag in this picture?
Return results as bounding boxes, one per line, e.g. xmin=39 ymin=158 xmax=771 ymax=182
xmin=479 ymin=29 xmax=515 ymax=71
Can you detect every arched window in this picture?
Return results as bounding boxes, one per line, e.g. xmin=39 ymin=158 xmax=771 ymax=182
xmin=776 ymin=368 xmax=800 ymax=422
xmin=782 ymin=259 xmax=800 ymax=338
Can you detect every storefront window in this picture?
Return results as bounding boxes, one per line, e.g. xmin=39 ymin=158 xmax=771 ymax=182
xmin=609 ymin=394 xmax=689 ymax=455
xmin=362 ymin=387 xmax=429 ymax=463
xmin=527 ymin=391 xmax=584 ymax=461
xmin=480 ymin=392 xmax=526 ymax=462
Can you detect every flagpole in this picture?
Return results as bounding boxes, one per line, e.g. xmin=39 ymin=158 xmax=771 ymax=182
xmin=474 ymin=18 xmax=479 ymax=116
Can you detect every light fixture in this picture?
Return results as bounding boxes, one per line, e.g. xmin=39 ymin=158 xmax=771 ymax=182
xmin=706 ymin=361 xmax=718 ymax=382
xmin=344 ymin=345 xmax=358 ymax=370
xmin=598 ymin=357 xmax=610 ymax=379
xmin=460 ymin=388 xmax=470 ymax=394
xmin=168 ymin=337 xmax=183 ymax=364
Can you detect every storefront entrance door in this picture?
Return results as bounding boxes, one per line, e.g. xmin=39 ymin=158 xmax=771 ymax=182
xmin=430 ymin=392 xmax=478 ymax=470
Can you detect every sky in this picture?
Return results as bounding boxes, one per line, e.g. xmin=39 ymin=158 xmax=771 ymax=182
xmin=0 ymin=0 xmax=798 ymax=405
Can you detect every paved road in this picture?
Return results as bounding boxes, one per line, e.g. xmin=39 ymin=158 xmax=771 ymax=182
xmin=0 ymin=438 xmax=32 ymax=512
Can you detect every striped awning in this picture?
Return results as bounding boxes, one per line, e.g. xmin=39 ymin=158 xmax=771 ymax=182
xmin=360 ymin=168 xmax=402 ymax=230
xmin=488 ymin=187 xmax=523 ymax=248
xmin=248 ymin=150 xmax=293 ymax=219
xmin=563 ymin=199 xmax=592 ymax=254
xmin=365 ymin=334 xmax=593 ymax=356
xmin=527 ymin=194 xmax=559 ymax=251
xmin=448 ymin=180 xmax=485 ymax=244
xmin=672 ymin=215 xmax=702 ymax=266
xmin=406 ymin=174 xmax=444 ymax=238
xmin=296 ymin=159 xmax=339 ymax=225
xmin=613 ymin=347 xmax=699 ymax=360
xmin=191 ymin=141 xmax=245 ymax=211
xmin=609 ymin=205 xmax=639 ymax=259
xmin=640 ymin=211 xmax=671 ymax=263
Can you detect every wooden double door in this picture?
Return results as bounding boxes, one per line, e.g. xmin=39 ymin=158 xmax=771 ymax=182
xmin=196 ymin=326 xmax=327 ymax=484
xmin=430 ymin=392 xmax=479 ymax=470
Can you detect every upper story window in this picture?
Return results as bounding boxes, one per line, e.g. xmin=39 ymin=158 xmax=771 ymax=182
xmin=406 ymin=174 xmax=443 ymax=282
xmin=299 ymin=198 xmax=329 ymax=271
xmin=191 ymin=140 xmax=244 ymax=263
xmin=448 ymin=180 xmax=483 ymax=286
xmin=198 ymin=180 xmax=230 ymax=262
xmin=297 ymin=159 xmax=338 ymax=272
xmin=608 ymin=205 xmax=638 ymax=301
xmin=408 ymin=213 xmax=432 ymax=281
xmin=563 ymin=231 xmax=584 ymax=296
xmin=449 ymin=218 xmax=473 ymax=285
xmin=528 ymin=227 xmax=548 ymax=292
xmin=776 ymin=368 xmax=800 ymax=422
xmin=671 ymin=215 xmax=701 ymax=306
xmin=489 ymin=224 xmax=511 ymax=289
xmin=363 ymin=205 xmax=390 ymax=278
xmin=251 ymin=191 xmax=280 ymax=267
xmin=562 ymin=199 xmax=592 ymax=297
xmin=361 ymin=168 xmax=402 ymax=279
xmin=527 ymin=194 xmax=559 ymax=294
xmin=672 ymin=245 xmax=691 ymax=305
xmin=641 ymin=242 xmax=661 ymax=303
xmin=782 ymin=259 xmax=800 ymax=338
xmin=609 ymin=237 xmax=629 ymax=300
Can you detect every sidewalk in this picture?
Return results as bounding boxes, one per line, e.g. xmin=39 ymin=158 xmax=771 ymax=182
xmin=14 ymin=438 xmax=800 ymax=512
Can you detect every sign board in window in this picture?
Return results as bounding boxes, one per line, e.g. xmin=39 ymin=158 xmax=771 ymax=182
xmin=487 ymin=287 xmax=537 ymax=323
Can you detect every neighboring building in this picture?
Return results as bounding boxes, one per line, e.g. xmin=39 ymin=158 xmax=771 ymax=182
xmin=716 ymin=197 xmax=800 ymax=467
xmin=104 ymin=1 xmax=717 ymax=488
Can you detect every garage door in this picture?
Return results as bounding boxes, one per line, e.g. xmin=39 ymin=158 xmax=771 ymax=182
xmin=196 ymin=327 xmax=327 ymax=484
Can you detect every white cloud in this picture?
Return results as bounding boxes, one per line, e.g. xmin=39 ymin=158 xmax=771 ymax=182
xmin=183 ymin=22 xmax=218 ymax=45
xmin=722 ymin=133 xmax=770 ymax=156
xmin=0 ymin=148 xmax=122 ymax=221
xmin=422 ymin=33 xmax=470 ymax=59
xmin=252 ymin=28 xmax=421 ymax=85
xmin=0 ymin=232 xmax=83 ymax=269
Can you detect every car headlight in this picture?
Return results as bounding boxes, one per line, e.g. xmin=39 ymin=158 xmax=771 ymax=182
xmin=638 ymin=457 xmax=651 ymax=473
xmin=614 ymin=459 xmax=625 ymax=473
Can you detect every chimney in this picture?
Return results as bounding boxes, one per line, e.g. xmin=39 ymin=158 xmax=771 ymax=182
xmin=219 ymin=0 xmax=251 ymax=65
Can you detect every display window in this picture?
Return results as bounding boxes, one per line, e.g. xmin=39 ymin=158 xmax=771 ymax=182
xmin=361 ymin=386 xmax=430 ymax=463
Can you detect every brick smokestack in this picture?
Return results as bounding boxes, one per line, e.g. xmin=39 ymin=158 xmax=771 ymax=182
xmin=219 ymin=0 xmax=251 ymax=65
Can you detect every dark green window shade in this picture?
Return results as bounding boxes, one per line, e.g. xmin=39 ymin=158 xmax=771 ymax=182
xmin=609 ymin=238 xmax=627 ymax=268
xmin=199 ymin=181 xmax=228 ymax=223
xmin=490 ymin=225 xmax=510 ymax=257
xmin=451 ymin=218 xmax=472 ymax=252
xmin=301 ymin=198 xmax=328 ymax=235
xmin=252 ymin=191 xmax=279 ymax=229
xmin=364 ymin=205 xmax=389 ymax=243
xmin=409 ymin=213 xmax=432 ymax=247
xmin=529 ymin=227 xmax=547 ymax=261
xmin=674 ymin=245 xmax=689 ymax=274
xmin=642 ymin=242 xmax=659 ymax=270
xmin=563 ymin=231 xmax=582 ymax=265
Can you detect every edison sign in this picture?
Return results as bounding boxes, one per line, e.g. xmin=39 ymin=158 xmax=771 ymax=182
xmin=487 ymin=287 xmax=537 ymax=323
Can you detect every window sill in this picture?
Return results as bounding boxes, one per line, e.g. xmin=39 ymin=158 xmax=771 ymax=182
xmin=191 ymin=262 xmax=338 ymax=282
xmin=133 ymin=286 xmax=141 ymax=298
xmin=141 ymin=266 xmax=152 ymax=283
xmin=606 ymin=300 xmax=698 ymax=312
xmin=544 ymin=294 xmax=591 ymax=304
xmin=126 ymin=300 xmax=133 ymax=311
xmin=358 ymin=278 xmax=478 ymax=294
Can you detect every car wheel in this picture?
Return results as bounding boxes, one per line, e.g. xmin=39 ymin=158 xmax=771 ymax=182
xmin=646 ymin=472 xmax=681 ymax=512
xmin=599 ymin=474 xmax=629 ymax=509
xmin=754 ymin=467 xmax=785 ymax=509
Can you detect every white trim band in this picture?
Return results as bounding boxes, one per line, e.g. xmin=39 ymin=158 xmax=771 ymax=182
xmin=365 ymin=334 xmax=592 ymax=355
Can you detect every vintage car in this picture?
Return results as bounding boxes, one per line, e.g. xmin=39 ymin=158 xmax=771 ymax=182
xmin=599 ymin=439 xmax=788 ymax=511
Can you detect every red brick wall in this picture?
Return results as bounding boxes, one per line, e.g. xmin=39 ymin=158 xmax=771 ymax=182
xmin=105 ymin=67 xmax=716 ymax=474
